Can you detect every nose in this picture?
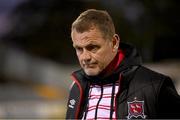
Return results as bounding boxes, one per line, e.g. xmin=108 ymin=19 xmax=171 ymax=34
xmin=81 ymin=50 xmax=91 ymax=62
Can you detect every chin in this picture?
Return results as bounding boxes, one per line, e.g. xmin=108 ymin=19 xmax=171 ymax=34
xmin=84 ymin=69 xmax=100 ymax=76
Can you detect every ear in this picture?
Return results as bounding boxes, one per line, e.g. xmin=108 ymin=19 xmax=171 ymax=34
xmin=112 ymin=34 xmax=120 ymax=52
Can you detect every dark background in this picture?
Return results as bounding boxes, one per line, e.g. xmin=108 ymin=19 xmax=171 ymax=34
xmin=1 ymin=0 xmax=179 ymax=64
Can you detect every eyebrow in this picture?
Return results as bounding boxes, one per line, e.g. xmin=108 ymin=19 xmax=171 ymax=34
xmin=73 ymin=41 xmax=99 ymax=48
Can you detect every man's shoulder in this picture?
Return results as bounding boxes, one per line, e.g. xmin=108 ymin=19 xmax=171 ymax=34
xmin=72 ymin=69 xmax=88 ymax=87
xmin=128 ymin=65 xmax=172 ymax=95
xmin=133 ymin=65 xmax=169 ymax=86
xmin=72 ymin=69 xmax=84 ymax=79
xmin=137 ymin=65 xmax=169 ymax=79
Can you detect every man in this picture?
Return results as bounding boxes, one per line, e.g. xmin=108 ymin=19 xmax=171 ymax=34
xmin=66 ymin=9 xmax=180 ymax=119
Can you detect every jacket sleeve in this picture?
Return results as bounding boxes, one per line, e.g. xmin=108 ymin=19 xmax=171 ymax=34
xmin=157 ymin=77 xmax=180 ymax=118
xmin=66 ymin=82 xmax=77 ymax=119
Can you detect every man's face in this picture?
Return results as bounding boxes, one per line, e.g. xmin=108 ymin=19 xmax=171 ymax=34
xmin=71 ymin=28 xmax=118 ymax=76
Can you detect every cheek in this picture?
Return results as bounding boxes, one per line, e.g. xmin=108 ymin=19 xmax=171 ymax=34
xmin=76 ymin=55 xmax=82 ymax=64
xmin=94 ymin=53 xmax=109 ymax=67
xmin=96 ymin=49 xmax=114 ymax=65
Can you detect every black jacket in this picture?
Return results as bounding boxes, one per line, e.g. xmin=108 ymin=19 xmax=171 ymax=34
xmin=66 ymin=43 xmax=180 ymax=119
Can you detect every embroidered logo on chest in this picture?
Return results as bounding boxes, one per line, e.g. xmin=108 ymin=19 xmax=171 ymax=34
xmin=127 ymin=97 xmax=146 ymax=119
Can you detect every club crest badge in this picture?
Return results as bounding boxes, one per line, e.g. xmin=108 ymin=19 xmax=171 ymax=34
xmin=127 ymin=97 xmax=146 ymax=119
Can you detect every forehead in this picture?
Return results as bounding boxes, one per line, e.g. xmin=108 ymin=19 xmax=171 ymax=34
xmin=71 ymin=28 xmax=105 ymax=47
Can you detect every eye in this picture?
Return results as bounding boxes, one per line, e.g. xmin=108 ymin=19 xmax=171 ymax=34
xmin=86 ymin=45 xmax=99 ymax=52
xmin=75 ymin=47 xmax=83 ymax=54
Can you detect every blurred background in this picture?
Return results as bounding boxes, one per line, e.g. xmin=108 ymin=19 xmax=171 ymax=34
xmin=0 ymin=0 xmax=179 ymax=119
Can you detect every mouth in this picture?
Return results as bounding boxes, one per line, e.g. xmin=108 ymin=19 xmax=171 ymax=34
xmin=83 ymin=63 xmax=97 ymax=68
